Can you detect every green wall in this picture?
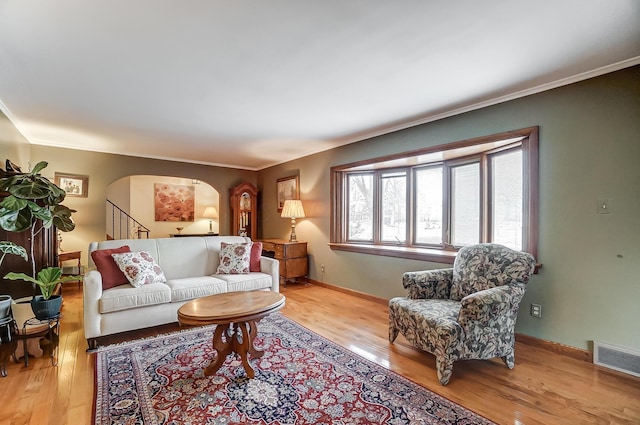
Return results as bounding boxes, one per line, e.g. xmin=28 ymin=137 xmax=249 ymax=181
xmin=258 ymin=66 xmax=640 ymax=352
xmin=2 ymin=66 xmax=638 ymax=352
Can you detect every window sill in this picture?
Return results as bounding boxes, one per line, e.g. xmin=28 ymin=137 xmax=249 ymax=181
xmin=329 ymin=243 xmax=542 ymax=273
xmin=328 ymin=243 xmax=457 ymax=264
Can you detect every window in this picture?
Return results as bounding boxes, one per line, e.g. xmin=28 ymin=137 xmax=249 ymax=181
xmin=330 ymin=127 xmax=538 ymax=263
xmin=415 ymin=166 xmax=442 ymax=245
xmin=450 ymin=161 xmax=480 ymax=246
xmin=347 ymin=173 xmax=373 ymax=241
xmin=380 ymin=171 xmax=407 ymax=243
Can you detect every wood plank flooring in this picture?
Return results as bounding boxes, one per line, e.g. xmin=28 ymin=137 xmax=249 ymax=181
xmin=0 ymin=283 xmax=638 ymax=424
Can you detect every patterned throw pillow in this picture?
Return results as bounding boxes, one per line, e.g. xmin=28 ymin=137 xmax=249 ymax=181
xmin=111 ymin=251 xmax=167 ymax=288
xmin=216 ymin=242 xmax=251 ymax=274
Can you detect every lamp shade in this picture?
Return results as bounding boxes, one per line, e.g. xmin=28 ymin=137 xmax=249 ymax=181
xmin=202 ymin=206 xmax=218 ymax=219
xmin=281 ymin=200 xmax=305 ymax=218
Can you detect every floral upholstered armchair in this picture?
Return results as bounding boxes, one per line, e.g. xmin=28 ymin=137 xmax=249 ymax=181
xmin=388 ymin=243 xmax=536 ymax=385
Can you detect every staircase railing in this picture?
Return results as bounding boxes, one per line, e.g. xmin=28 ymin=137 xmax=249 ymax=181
xmin=106 ymin=199 xmax=150 ymax=240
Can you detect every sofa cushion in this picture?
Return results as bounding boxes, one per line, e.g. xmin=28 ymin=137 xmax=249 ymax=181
xmin=156 ymin=237 xmax=213 ymax=279
xmin=91 ymin=245 xmax=131 ymax=290
xmin=165 ymin=276 xmax=228 ymax=302
xmin=250 ymin=241 xmax=262 ymax=272
xmin=99 ymin=282 xmax=172 ymax=313
xmin=213 ymin=272 xmax=273 ymax=292
xmin=216 ymin=242 xmax=251 ymax=274
xmin=112 ymin=251 xmax=167 ymax=288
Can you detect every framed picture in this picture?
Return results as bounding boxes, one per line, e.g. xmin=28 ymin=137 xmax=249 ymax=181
xmin=276 ymin=175 xmax=299 ymax=212
xmin=54 ymin=173 xmax=89 ymax=198
xmin=154 ymin=183 xmax=195 ymax=222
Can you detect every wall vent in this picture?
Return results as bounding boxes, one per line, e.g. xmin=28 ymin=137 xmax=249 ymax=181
xmin=593 ymin=341 xmax=640 ymax=377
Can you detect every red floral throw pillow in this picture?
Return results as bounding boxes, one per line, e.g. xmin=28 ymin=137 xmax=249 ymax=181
xmin=91 ymin=245 xmax=131 ymax=290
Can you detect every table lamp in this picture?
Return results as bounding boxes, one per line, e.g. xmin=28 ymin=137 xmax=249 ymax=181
xmin=202 ymin=206 xmax=218 ymax=234
xmin=281 ymin=199 xmax=305 ymax=242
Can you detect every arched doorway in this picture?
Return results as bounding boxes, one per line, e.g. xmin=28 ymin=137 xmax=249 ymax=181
xmin=106 ymin=175 xmax=220 ymax=239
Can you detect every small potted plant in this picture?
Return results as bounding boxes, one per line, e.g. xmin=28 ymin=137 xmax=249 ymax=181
xmin=0 ymin=160 xmax=78 ymax=319
xmin=5 ymin=268 xmax=81 ymax=319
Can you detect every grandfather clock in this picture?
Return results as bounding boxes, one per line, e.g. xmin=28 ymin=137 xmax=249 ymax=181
xmin=229 ymin=182 xmax=258 ymax=240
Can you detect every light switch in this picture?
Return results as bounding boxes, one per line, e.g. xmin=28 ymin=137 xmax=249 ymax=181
xmin=597 ymin=199 xmax=612 ymax=214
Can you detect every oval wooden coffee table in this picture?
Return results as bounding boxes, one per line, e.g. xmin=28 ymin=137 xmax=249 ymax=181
xmin=177 ymin=291 xmax=285 ymax=379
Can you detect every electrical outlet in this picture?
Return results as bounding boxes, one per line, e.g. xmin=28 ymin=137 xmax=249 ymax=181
xmin=321 ymin=265 xmax=325 ymax=273
xmin=530 ymin=303 xmax=542 ymax=318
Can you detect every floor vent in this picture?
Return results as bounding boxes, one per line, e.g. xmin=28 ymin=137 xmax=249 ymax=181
xmin=593 ymin=341 xmax=640 ymax=377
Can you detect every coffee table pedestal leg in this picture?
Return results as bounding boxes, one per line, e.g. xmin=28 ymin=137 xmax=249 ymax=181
xmin=204 ymin=320 xmax=264 ymax=379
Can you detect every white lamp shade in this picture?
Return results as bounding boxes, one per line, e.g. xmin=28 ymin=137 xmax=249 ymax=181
xmin=202 ymin=206 xmax=218 ymax=219
xmin=281 ymin=200 xmax=305 ymax=218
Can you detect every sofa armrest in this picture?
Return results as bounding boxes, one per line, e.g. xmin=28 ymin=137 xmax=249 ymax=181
xmin=83 ymin=269 xmax=104 ymax=340
xmin=402 ymin=268 xmax=453 ymax=299
xmin=259 ymin=256 xmax=280 ymax=292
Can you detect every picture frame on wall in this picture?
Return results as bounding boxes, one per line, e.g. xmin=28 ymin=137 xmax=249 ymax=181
xmin=154 ymin=183 xmax=195 ymax=222
xmin=54 ymin=172 xmax=89 ymax=198
xmin=276 ymin=175 xmax=299 ymax=212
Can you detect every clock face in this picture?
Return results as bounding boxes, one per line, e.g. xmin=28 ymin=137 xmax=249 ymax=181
xmin=240 ymin=192 xmax=251 ymax=210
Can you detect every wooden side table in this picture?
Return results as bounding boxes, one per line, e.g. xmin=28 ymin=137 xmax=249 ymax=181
xmin=58 ymin=251 xmax=82 ymax=289
xmin=259 ymin=239 xmax=308 ymax=283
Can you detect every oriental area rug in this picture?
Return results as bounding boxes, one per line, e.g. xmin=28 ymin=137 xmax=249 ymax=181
xmin=94 ymin=314 xmax=494 ymax=425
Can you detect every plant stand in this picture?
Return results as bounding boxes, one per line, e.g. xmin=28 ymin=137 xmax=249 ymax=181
xmin=14 ymin=315 xmax=60 ymax=367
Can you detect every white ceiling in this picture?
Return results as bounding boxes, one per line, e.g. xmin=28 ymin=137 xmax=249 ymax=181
xmin=1 ymin=1 xmax=639 ymax=171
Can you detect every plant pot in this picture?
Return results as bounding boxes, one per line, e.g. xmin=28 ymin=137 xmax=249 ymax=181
xmin=30 ymin=295 xmax=63 ymax=320
xmin=0 ymin=295 xmax=12 ymax=319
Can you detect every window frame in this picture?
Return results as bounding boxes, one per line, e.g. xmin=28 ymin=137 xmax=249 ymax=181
xmin=330 ymin=127 xmax=539 ymax=264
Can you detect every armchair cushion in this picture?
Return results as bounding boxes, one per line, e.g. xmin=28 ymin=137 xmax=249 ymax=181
xmin=389 ymin=297 xmax=462 ymax=353
xmin=450 ymin=243 xmax=534 ymax=301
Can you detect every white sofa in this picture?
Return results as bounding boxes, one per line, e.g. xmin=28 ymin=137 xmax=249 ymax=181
xmin=83 ymin=236 xmax=279 ymax=349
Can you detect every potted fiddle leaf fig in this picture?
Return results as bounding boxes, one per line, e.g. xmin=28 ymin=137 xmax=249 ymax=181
xmin=0 ymin=160 xmax=78 ymax=319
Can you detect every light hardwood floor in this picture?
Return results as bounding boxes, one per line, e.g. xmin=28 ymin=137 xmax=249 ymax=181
xmin=0 ymin=283 xmax=638 ymax=425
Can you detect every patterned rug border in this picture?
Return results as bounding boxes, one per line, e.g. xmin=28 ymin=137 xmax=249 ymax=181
xmin=93 ymin=313 xmax=496 ymax=425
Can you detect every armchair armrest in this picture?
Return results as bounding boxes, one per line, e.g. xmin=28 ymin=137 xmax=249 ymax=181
xmin=402 ymin=268 xmax=453 ymax=299
xmin=458 ymin=283 xmax=527 ymax=325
